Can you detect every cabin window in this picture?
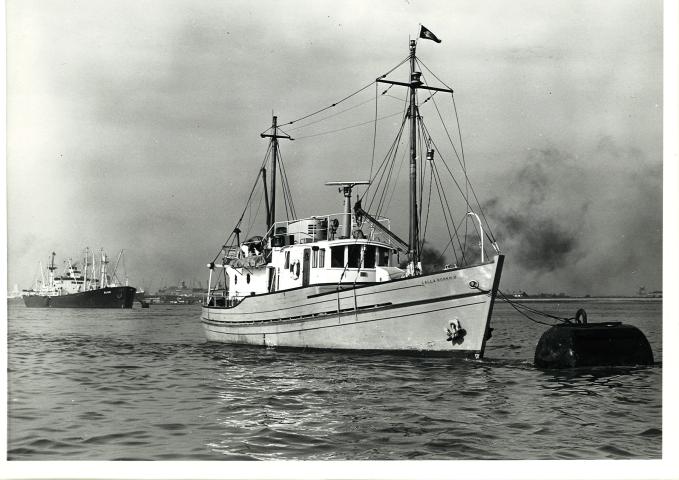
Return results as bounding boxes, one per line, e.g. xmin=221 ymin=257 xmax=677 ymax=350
xmin=234 ymin=275 xmax=238 ymax=284
xmin=377 ymin=247 xmax=390 ymax=266
xmin=311 ymin=248 xmax=326 ymax=268
xmin=347 ymin=245 xmax=361 ymax=268
xmin=246 ymin=273 xmax=251 ymax=284
xmin=331 ymin=246 xmax=344 ymax=268
xmin=364 ymin=245 xmax=376 ymax=268
xmin=284 ymin=251 xmax=290 ymax=269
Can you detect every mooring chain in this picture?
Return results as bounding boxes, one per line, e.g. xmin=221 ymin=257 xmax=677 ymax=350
xmin=496 ymin=290 xmax=582 ymax=327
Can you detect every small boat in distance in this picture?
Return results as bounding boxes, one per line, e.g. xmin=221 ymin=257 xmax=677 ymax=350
xmin=22 ymin=249 xmax=137 ymax=308
xmin=201 ymin=29 xmax=504 ymax=357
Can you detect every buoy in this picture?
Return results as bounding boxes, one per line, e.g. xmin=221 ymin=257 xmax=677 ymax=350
xmin=534 ymin=311 xmax=653 ymax=368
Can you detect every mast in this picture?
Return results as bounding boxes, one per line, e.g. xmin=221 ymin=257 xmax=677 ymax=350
xmin=84 ymin=248 xmax=89 ymax=290
xmin=100 ymin=250 xmax=109 ymax=287
xmin=260 ymin=115 xmax=291 ymax=232
xmin=408 ymin=40 xmax=419 ymax=271
xmin=270 ymin=116 xmax=278 ymax=230
xmin=376 ymin=37 xmax=453 ymax=275
xmin=47 ymin=252 xmax=57 ymax=288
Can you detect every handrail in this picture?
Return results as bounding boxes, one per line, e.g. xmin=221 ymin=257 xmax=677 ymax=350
xmin=467 ymin=211 xmax=484 ymax=263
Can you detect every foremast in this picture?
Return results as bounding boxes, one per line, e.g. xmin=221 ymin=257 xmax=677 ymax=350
xmin=260 ymin=115 xmax=292 ymax=232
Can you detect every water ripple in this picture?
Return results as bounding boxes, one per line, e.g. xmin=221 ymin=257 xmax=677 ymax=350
xmin=7 ymin=301 xmax=662 ymax=460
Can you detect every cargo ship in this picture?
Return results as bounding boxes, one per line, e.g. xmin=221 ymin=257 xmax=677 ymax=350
xmin=22 ymin=249 xmax=137 ymax=308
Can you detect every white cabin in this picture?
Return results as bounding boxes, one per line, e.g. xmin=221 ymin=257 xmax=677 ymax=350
xmin=209 ymin=212 xmax=407 ymax=306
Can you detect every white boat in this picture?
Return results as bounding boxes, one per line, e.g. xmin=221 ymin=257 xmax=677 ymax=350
xmin=201 ymin=29 xmax=504 ymax=357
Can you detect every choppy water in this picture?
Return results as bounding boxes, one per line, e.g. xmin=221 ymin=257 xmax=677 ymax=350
xmin=6 ymin=299 xmax=662 ymax=460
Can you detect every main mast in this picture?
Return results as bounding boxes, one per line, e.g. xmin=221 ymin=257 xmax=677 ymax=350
xmin=408 ymin=40 xmax=420 ymax=273
xmin=376 ymin=38 xmax=453 ymax=275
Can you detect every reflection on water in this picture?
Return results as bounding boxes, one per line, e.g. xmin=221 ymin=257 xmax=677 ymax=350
xmin=7 ymin=300 xmax=662 ymax=460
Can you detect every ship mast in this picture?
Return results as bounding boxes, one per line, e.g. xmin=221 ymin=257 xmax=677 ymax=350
xmin=408 ymin=40 xmax=419 ymax=272
xmin=47 ymin=251 xmax=57 ymax=288
xmin=260 ymin=115 xmax=292 ymax=232
xmin=376 ymin=39 xmax=453 ymax=274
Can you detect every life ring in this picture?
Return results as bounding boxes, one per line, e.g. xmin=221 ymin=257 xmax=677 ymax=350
xmin=290 ymin=260 xmax=300 ymax=280
xmin=575 ymin=308 xmax=588 ymax=324
xmin=445 ymin=318 xmax=467 ymax=343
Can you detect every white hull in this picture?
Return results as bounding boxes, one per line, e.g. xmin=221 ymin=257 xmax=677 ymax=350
xmin=201 ymin=255 xmax=503 ymax=357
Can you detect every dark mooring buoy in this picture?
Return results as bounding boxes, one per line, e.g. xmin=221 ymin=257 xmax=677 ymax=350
xmin=534 ymin=309 xmax=653 ymax=368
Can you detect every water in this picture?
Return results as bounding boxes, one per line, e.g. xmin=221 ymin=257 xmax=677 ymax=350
xmin=6 ymin=299 xmax=662 ymax=460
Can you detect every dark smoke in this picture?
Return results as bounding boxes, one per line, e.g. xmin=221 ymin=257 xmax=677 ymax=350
xmin=484 ymin=148 xmax=586 ymax=273
xmin=481 ymin=142 xmax=661 ymax=296
xmin=503 ymin=214 xmax=579 ymax=271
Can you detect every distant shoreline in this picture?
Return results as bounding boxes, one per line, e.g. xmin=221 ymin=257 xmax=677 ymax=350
xmin=503 ymin=297 xmax=662 ymax=302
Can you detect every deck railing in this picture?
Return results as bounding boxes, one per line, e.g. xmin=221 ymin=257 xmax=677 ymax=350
xmin=267 ymin=213 xmax=394 ymax=247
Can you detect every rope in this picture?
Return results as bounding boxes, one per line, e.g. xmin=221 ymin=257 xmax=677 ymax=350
xmin=497 ymin=290 xmax=577 ymax=326
xmin=286 ymin=96 xmax=378 ymax=132
xmin=293 ymin=111 xmax=403 ymax=140
xmin=210 ymin=144 xmax=271 ymax=264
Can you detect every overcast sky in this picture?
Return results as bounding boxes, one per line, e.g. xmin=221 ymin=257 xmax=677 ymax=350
xmin=6 ymin=0 xmax=665 ymax=296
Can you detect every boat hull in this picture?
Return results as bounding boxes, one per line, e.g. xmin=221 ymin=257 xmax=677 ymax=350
xmin=201 ymin=255 xmax=503 ymax=357
xmin=22 ymin=286 xmax=137 ymax=308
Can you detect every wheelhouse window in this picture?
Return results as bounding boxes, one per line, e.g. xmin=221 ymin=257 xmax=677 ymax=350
xmin=311 ymin=248 xmax=326 ymax=268
xmin=377 ymin=247 xmax=390 ymax=267
xmin=331 ymin=246 xmax=344 ymax=268
xmin=347 ymin=245 xmax=361 ymax=268
xmin=364 ymin=245 xmax=376 ymax=268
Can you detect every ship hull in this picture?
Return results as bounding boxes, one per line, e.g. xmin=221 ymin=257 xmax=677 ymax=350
xmin=201 ymin=255 xmax=503 ymax=357
xmin=22 ymin=286 xmax=137 ymax=308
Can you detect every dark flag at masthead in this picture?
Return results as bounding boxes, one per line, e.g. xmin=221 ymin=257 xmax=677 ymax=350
xmin=419 ymin=25 xmax=442 ymax=43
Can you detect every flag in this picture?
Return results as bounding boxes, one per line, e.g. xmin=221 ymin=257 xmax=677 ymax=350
xmin=419 ymin=25 xmax=441 ymax=43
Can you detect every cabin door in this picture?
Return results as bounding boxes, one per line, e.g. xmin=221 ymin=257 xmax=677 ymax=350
xmin=302 ymin=248 xmax=311 ymax=287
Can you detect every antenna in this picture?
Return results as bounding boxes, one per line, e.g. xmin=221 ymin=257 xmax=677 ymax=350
xmin=325 ymin=181 xmax=370 ymax=238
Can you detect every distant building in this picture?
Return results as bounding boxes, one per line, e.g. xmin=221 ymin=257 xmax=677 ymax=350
xmin=638 ymin=286 xmax=662 ymax=298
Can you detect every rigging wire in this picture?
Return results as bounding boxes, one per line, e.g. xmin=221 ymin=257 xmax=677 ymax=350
xmin=277 ymin=149 xmax=297 ymax=220
xmin=383 ymin=147 xmax=408 ymax=219
xmin=293 ymin=111 xmax=404 ymax=140
xmin=286 ymin=96 xmax=379 ymax=132
xmin=420 ymin=125 xmax=492 ymax=256
xmin=210 ymin=143 xmax=272 ymax=264
xmin=277 ymin=55 xmax=410 ymax=128
xmin=369 ymin=82 xmax=379 ymax=183
xmin=375 ymin=115 xmax=409 ymax=217
xmin=430 ymin=160 xmax=462 ymax=265
xmin=417 ymin=62 xmax=498 ymax=247
xmin=363 ymin=97 xmax=409 ymax=213
xmin=432 ymin=159 xmax=471 ymax=265
xmin=420 ymin=162 xmax=434 ymax=256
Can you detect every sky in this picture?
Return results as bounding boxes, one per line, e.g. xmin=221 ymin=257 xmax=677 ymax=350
xmin=5 ymin=0 xmax=666 ymax=296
